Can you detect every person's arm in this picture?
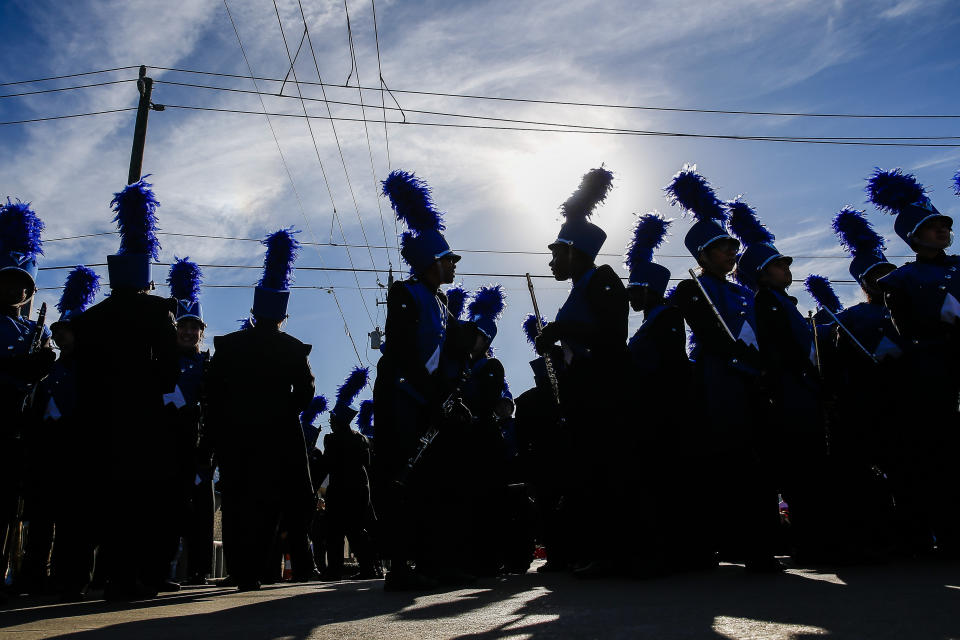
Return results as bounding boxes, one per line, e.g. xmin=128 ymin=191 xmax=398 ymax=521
xmin=538 ymin=266 xmax=627 ymax=353
xmin=291 ymin=342 xmax=316 ymax=414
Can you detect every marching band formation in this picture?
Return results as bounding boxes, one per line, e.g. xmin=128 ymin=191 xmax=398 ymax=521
xmin=3 ymin=161 xmax=960 ymax=600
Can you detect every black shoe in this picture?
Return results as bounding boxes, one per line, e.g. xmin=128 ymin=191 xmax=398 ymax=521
xmin=536 ymin=560 xmax=568 ymax=574
xmin=104 ymin=581 xmax=159 ymax=601
xmin=181 ymin=574 xmax=210 ymax=587
xmin=156 ymin=580 xmax=181 ymax=593
xmin=745 ymin=557 xmax=785 ymax=574
xmin=383 ymin=569 xmax=439 ymax=592
xmin=237 ymin=581 xmax=261 ymax=592
xmin=291 ymin=570 xmax=324 ymax=583
xmin=572 ymin=561 xmax=612 ymax=579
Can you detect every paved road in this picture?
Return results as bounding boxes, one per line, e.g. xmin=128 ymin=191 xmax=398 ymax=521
xmin=2 ymin=560 xmax=960 ymax=639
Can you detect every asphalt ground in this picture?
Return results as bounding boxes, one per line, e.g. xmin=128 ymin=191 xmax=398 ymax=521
xmin=2 ymin=559 xmax=960 ymax=639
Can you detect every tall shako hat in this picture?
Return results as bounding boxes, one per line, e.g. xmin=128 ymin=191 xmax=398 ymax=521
xmin=804 ymin=274 xmax=843 ymax=315
xmin=55 ymin=266 xmax=100 ymax=324
xmin=107 ymin=177 xmax=160 ymax=290
xmin=625 ymin=212 xmax=672 ymax=298
xmin=252 ymin=227 xmax=300 ymax=321
xmin=468 ymin=284 xmax=506 ymax=341
xmin=444 ymin=284 xmax=468 ymax=321
xmin=727 ymin=198 xmax=788 ymax=290
xmin=866 ymin=168 xmax=950 ymax=246
xmin=167 ymin=257 xmax=203 ymax=324
xmin=382 ymin=170 xmax=460 ymax=274
xmin=522 ymin=312 xmax=551 ymax=386
xmin=300 ymin=395 xmax=328 ymax=448
xmin=549 ymin=167 xmax=613 ymax=261
xmin=332 ymin=366 xmax=369 ymax=422
xmin=833 ymin=206 xmax=889 ymax=283
xmin=356 ymin=399 xmax=374 ymax=439
xmin=0 ymin=198 xmax=45 ymax=287
xmin=664 ymin=165 xmax=736 ymax=258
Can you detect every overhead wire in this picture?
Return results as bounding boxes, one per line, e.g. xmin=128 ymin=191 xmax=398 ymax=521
xmin=145 ymin=65 xmax=960 ymax=120
xmin=271 ymin=0 xmax=376 ymax=361
xmin=0 ymin=79 xmax=135 ymax=99
xmin=342 ymin=0 xmax=400 ymax=270
xmin=0 ymin=66 xmax=139 ymax=87
xmin=0 ymin=107 xmax=136 ymax=126
xmin=223 ymin=0 xmax=364 ymax=363
xmin=294 ymin=0 xmax=384 ymax=293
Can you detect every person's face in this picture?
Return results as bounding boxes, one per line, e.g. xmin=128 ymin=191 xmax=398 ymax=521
xmin=425 ymin=255 xmax=457 ymax=285
xmin=52 ymin=325 xmax=75 ymax=354
xmin=699 ymin=240 xmax=739 ymax=275
xmin=760 ymin=257 xmax=793 ymax=290
xmin=549 ymin=244 xmax=572 ymax=281
xmin=471 ymin=330 xmax=491 ymax=359
xmin=0 ymin=271 xmax=33 ymax=308
xmin=176 ymin=318 xmax=204 ymax=350
xmin=628 ymin=286 xmax=649 ymax=312
xmin=913 ymin=217 xmax=953 ymax=250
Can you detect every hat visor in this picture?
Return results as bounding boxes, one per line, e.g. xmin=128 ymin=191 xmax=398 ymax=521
xmin=909 ymin=213 xmax=953 ymax=238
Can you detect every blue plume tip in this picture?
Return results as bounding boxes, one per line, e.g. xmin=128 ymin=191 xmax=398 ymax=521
xmin=727 ymin=198 xmax=774 ymax=246
xmin=444 ymin=285 xmax=468 ymax=320
xmin=832 ymin=206 xmax=885 ymax=257
xmin=0 ymin=199 xmax=45 ymax=258
xmin=336 ymin=366 xmax=369 ymax=408
xmin=300 ymin=395 xmax=329 ymax=427
xmin=804 ymin=274 xmax=843 ymax=314
xmin=356 ymin=399 xmax=374 ymax=437
xmin=561 ymin=167 xmax=614 ymax=222
xmin=664 ymin=164 xmax=726 ymax=222
xmin=57 ymin=265 xmax=100 ymax=314
xmin=467 ymin=284 xmax=506 ymax=321
xmin=382 ymin=170 xmax=445 ymax=234
xmin=259 ymin=227 xmax=300 ymax=290
xmin=625 ymin=212 xmax=671 ymax=270
xmin=866 ymin=168 xmax=928 ymax=214
xmin=110 ymin=177 xmax=160 ymax=259
xmin=953 ymin=168 xmax=960 ymax=196
xmin=238 ymin=317 xmax=254 ymax=330
xmin=522 ymin=313 xmax=545 ymax=347
xmin=167 ymin=256 xmax=202 ymax=302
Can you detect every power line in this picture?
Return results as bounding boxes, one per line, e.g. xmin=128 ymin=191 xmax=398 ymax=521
xmin=272 ymin=0 xmax=378 ymax=338
xmin=151 ymin=78 xmax=960 ymax=142
xmin=0 ymin=79 xmax=135 ymax=99
xmin=295 ymin=0 xmax=383 ymax=291
xmin=0 ymin=66 xmax=139 ymax=87
xmin=0 ymin=107 xmax=136 ymax=126
xmin=155 ymin=104 xmax=960 ymax=147
xmin=146 ymin=65 xmax=960 ymax=120
xmin=223 ymin=0 xmax=364 ymax=363
xmin=43 ymin=228 xmax=915 ymax=260
xmin=34 ymin=260 xmax=863 ymax=284
xmin=342 ymin=0 xmax=399 ymax=270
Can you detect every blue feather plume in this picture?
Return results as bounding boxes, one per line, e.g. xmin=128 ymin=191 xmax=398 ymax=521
xmin=522 ymin=313 xmax=545 ymax=348
xmin=110 ymin=177 xmax=160 ymax=259
xmin=804 ymin=274 xmax=843 ymax=314
xmin=727 ymin=198 xmax=774 ymax=246
xmin=357 ymin=399 xmax=374 ymax=438
xmin=238 ymin=317 xmax=254 ymax=330
xmin=560 ymin=167 xmax=614 ymax=222
xmin=832 ymin=206 xmax=885 ymax=257
xmin=664 ymin=165 xmax=726 ymax=221
xmin=0 ymin=199 xmax=45 ymax=259
xmin=336 ymin=366 xmax=369 ymax=409
xmin=468 ymin=284 xmax=505 ymax=322
xmin=259 ymin=227 xmax=300 ymax=290
xmin=953 ymin=168 xmax=960 ymax=196
xmin=445 ymin=285 xmax=468 ymax=320
xmin=625 ymin=212 xmax=671 ymax=270
xmin=866 ymin=168 xmax=928 ymax=213
xmin=382 ymin=170 xmax=445 ymax=234
xmin=56 ymin=265 xmax=100 ymax=314
xmin=167 ymin=256 xmax=202 ymax=302
xmin=300 ymin=395 xmax=329 ymax=427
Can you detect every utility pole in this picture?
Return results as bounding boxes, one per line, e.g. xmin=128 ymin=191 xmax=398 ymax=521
xmin=128 ymin=65 xmax=164 ymax=185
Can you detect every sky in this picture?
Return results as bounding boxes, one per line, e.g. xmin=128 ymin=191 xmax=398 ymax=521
xmin=2 ymin=0 xmax=960 ymax=411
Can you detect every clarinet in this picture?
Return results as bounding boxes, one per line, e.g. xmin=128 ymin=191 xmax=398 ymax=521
xmin=394 ymin=363 xmax=473 ymax=489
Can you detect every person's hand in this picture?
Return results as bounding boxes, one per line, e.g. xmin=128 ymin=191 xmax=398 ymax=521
xmin=535 ymin=322 xmax=561 ymax=355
